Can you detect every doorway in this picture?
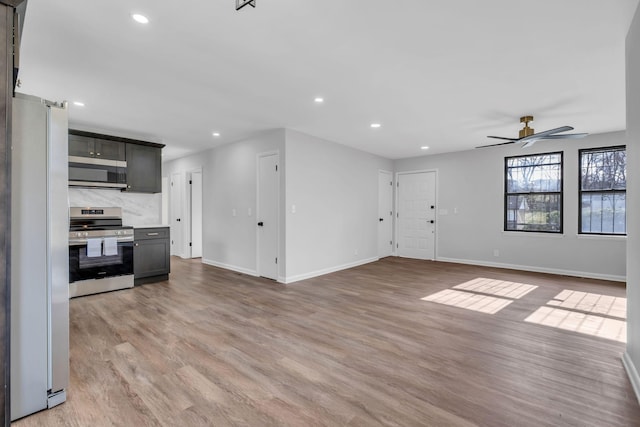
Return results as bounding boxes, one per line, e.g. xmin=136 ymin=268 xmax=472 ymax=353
xmin=257 ymin=152 xmax=279 ymax=280
xmin=378 ymin=170 xmax=393 ymax=258
xmin=396 ymin=171 xmax=437 ymax=260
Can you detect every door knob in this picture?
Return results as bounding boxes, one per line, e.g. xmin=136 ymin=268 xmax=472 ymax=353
xmin=176 ymin=218 xmax=181 ymax=222
xmin=257 ymin=222 xmax=264 ymax=226
xmin=379 ymin=218 xmax=384 ymax=222
xmin=429 ymin=220 xmax=435 ymax=224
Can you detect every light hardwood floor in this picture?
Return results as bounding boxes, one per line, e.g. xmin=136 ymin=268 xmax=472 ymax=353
xmin=12 ymin=257 xmax=640 ymax=426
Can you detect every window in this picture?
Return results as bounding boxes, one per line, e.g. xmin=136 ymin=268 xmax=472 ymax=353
xmin=579 ymin=146 xmax=626 ymax=235
xmin=505 ymin=152 xmax=563 ymax=233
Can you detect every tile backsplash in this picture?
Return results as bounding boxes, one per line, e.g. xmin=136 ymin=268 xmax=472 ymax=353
xmin=68 ymin=188 xmax=163 ymax=226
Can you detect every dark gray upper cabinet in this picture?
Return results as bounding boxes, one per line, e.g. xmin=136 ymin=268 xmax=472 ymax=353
xmin=68 ymin=133 xmax=125 ymax=161
xmin=68 ymin=129 xmax=164 ymax=193
xmin=125 ymin=143 xmax=161 ymax=193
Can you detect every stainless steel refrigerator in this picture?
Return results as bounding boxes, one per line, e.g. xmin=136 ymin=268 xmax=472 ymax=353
xmin=10 ymin=93 xmax=69 ymax=420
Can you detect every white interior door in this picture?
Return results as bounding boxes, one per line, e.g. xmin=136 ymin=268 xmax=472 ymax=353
xmin=170 ymin=172 xmax=184 ymax=257
xmin=257 ymin=153 xmax=279 ymax=280
xmin=190 ymin=170 xmax=203 ymax=258
xmin=397 ymin=171 xmax=436 ymax=260
xmin=378 ymin=170 xmax=393 ymax=258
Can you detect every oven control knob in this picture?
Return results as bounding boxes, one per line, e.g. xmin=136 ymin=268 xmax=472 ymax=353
xmin=83 ymin=232 xmax=89 ymax=237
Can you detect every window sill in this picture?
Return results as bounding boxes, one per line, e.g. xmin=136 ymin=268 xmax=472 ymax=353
xmin=502 ymin=231 xmax=564 ymax=238
xmin=576 ymin=233 xmax=627 ymax=241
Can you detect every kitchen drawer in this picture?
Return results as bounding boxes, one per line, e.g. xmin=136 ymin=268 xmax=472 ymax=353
xmin=134 ymin=227 xmax=169 ymax=240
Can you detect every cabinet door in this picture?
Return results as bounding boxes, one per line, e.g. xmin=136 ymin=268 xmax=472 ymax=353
xmin=134 ymin=238 xmax=170 ymax=279
xmin=94 ymin=139 xmax=125 ymax=161
xmin=68 ymin=134 xmax=94 ymax=157
xmin=125 ymin=144 xmax=161 ymax=193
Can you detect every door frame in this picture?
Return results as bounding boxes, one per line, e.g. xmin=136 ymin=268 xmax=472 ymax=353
xmin=256 ymin=151 xmax=281 ymax=281
xmin=395 ymin=169 xmax=439 ymax=260
xmin=170 ymin=171 xmax=185 ymax=258
xmin=184 ymin=167 xmax=203 ymax=259
xmin=378 ymin=169 xmax=394 ymax=258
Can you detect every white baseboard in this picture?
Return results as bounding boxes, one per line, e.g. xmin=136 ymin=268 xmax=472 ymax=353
xmin=201 ymin=259 xmax=258 ymax=277
xmin=284 ymin=257 xmax=378 ymax=284
xmin=436 ymin=257 xmax=626 ymax=283
xmin=623 ymin=352 xmax=640 ymax=404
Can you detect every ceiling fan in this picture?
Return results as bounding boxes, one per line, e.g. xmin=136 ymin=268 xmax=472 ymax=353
xmin=477 ymin=115 xmax=588 ymax=149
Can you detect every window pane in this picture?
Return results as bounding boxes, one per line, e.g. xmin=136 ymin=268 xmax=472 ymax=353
xmin=506 ymin=194 xmax=561 ymax=232
xmin=579 ymin=146 xmax=626 ymax=235
xmin=506 ymin=154 xmax=561 ymax=193
xmin=581 ymin=192 xmax=626 ymax=234
xmin=505 ymin=152 xmax=562 ymax=233
xmin=581 ymin=149 xmax=626 ymax=191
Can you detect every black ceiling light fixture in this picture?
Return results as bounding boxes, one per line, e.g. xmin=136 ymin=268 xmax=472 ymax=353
xmin=236 ymin=0 xmax=256 ymax=11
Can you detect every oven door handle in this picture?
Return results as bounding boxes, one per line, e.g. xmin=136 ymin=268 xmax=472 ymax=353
xmin=69 ymin=236 xmax=134 ymax=246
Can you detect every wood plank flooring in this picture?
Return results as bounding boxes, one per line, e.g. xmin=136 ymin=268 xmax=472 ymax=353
xmin=12 ymin=257 xmax=640 ymax=426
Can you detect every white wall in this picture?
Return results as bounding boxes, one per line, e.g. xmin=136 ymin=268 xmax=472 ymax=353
xmin=68 ymin=188 xmax=162 ymax=226
xmin=163 ymin=129 xmax=286 ymax=277
xmin=395 ymin=131 xmax=627 ymax=281
xmin=624 ymin=1 xmax=640 ymax=402
xmin=284 ymin=129 xmax=393 ymax=282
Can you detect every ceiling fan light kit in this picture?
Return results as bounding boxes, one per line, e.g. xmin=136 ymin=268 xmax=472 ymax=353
xmin=477 ymin=115 xmax=588 ymax=149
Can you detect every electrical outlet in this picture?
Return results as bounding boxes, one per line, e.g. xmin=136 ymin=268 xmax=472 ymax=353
xmin=354 ymin=249 xmax=359 ymax=256
xmin=232 ymin=208 xmax=237 ymax=217
xmin=493 ymin=249 xmax=499 ymax=257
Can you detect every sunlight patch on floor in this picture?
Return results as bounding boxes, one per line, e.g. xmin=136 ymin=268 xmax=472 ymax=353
xmin=453 ymin=278 xmax=538 ymax=299
xmin=421 ymin=289 xmax=512 ymax=314
xmin=547 ymin=290 xmax=626 ymax=318
xmin=525 ymin=306 xmax=626 ymax=343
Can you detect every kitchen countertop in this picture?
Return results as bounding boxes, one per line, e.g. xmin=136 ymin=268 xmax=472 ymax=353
xmin=133 ymin=224 xmax=170 ymax=229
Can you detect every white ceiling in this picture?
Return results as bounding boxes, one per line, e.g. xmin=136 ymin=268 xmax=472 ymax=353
xmin=18 ymin=0 xmax=639 ymax=161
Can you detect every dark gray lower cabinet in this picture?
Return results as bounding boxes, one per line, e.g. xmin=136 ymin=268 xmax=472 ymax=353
xmin=134 ymin=227 xmax=170 ymax=285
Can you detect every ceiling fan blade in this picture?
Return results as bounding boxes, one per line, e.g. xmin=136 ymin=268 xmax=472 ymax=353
xmin=476 ymin=140 xmax=518 ymax=148
xmin=540 ymin=133 xmax=589 ymax=140
xmin=521 ymin=138 xmax=540 ymax=149
xmin=530 ymin=126 xmax=574 ymax=138
xmin=487 ymin=136 xmax=519 ymax=141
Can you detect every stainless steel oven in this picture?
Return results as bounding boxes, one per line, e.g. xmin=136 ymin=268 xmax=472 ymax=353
xmin=68 ymin=207 xmax=134 ymax=298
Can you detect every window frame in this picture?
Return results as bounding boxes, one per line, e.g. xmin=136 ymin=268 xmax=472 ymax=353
xmin=578 ymin=145 xmax=626 ymax=236
xmin=504 ymin=151 xmax=564 ymax=234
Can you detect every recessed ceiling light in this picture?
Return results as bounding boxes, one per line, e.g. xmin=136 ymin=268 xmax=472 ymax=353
xmin=421 ymin=146 xmax=430 ymax=150
xmin=132 ymin=14 xmax=149 ymax=24
xmin=212 ymin=132 xmax=220 ymax=137
xmin=370 ymin=123 xmax=381 ymax=128
xmin=314 ymin=97 xmax=324 ymax=103
xmin=73 ymin=101 xmax=85 ymax=107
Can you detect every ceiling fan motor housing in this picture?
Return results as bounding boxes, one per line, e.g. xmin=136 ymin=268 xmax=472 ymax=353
xmin=519 ymin=115 xmax=534 ymax=138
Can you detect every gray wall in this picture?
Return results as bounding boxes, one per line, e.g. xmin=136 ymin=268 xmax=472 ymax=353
xmin=163 ymin=129 xmax=286 ymax=278
xmin=625 ymin=0 xmax=640 ymax=402
xmin=395 ymin=131 xmax=627 ymax=281
xmin=163 ymin=128 xmax=393 ymax=283
xmin=284 ymin=129 xmax=393 ymax=282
